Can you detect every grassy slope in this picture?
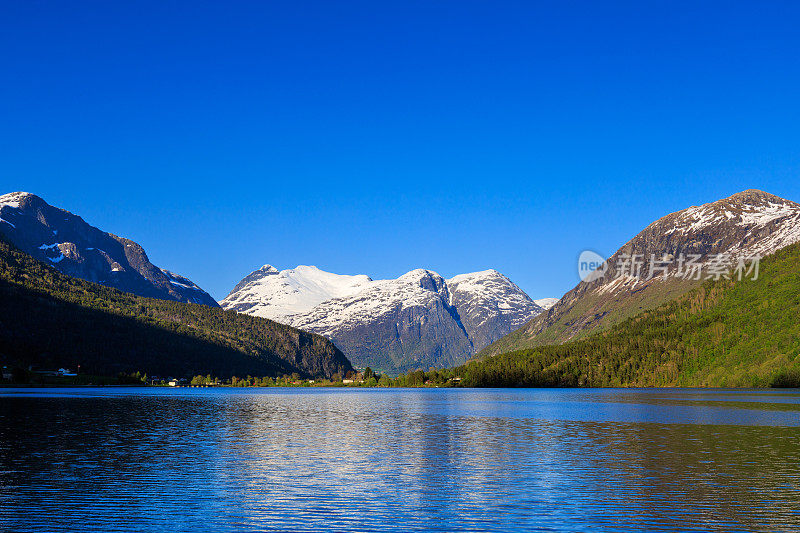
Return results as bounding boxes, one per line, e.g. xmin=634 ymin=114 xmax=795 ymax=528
xmin=0 ymin=238 xmax=352 ymax=379
xmin=475 ymin=277 xmax=701 ymax=359
xmin=458 ymin=242 xmax=800 ymax=387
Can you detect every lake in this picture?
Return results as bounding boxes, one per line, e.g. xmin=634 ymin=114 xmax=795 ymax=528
xmin=1 ymin=387 xmax=799 ymax=532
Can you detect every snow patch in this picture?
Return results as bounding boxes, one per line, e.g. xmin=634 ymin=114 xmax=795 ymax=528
xmin=161 ymin=269 xmax=206 ymax=292
xmin=534 ymin=298 xmax=559 ymax=310
xmin=737 ymin=202 xmax=798 ymax=227
xmin=0 ymin=192 xmax=31 ymax=210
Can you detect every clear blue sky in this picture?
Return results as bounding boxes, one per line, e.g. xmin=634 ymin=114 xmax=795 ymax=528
xmin=2 ymin=1 xmax=799 ymax=301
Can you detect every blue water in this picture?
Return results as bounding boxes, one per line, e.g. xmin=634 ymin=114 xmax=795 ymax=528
xmin=1 ymin=387 xmax=799 ymax=532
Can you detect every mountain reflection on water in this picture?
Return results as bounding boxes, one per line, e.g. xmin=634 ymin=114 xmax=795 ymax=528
xmin=1 ymin=388 xmax=798 ymax=532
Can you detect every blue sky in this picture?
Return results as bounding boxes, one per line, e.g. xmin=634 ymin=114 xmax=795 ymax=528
xmin=2 ymin=1 xmax=799 ymax=300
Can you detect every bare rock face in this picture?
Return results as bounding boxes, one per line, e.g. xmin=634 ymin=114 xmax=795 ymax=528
xmin=0 ymin=192 xmax=218 ymax=306
xmin=478 ymin=189 xmax=800 ymax=358
xmin=223 ymin=265 xmax=548 ymax=373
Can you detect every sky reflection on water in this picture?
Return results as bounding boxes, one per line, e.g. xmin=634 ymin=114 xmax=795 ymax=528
xmin=1 ymin=387 xmax=799 ymax=532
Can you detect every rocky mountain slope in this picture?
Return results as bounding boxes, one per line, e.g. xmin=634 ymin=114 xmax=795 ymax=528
xmin=0 ymin=235 xmax=352 ymax=379
xmin=223 ymin=265 xmax=549 ymax=372
xmin=477 ymin=189 xmax=800 ymax=358
xmin=0 ymin=192 xmax=217 ymax=306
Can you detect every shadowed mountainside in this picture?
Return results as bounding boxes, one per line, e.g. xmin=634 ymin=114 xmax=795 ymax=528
xmin=0 ymin=237 xmax=352 ymax=379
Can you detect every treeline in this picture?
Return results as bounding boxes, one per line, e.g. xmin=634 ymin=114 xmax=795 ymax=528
xmin=0 ymin=237 xmax=352 ymax=379
xmin=181 ymin=367 xmax=462 ymax=388
xmin=451 ymin=242 xmax=800 ymax=388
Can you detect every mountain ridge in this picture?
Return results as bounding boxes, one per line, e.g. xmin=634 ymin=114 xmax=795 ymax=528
xmin=0 ymin=235 xmax=352 ymax=379
xmin=223 ymin=264 xmax=551 ymax=372
xmin=477 ymin=189 xmax=800 ymax=359
xmin=221 ymin=264 xmax=373 ymax=320
xmin=0 ymin=192 xmax=218 ymax=306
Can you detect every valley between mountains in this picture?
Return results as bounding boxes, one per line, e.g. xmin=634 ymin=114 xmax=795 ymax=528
xmin=2 ymin=188 xmax=800 ymax=386
xmin=221 ymin=265 xmax=549 ymax=372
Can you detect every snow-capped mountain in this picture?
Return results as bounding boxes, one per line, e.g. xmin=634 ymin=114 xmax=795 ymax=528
xmin=220 ymin=264 xmax=373 ymax=321
xmin=534 ymin=298 xmax=559 ymax=310
xmin=222 ymin=264 xmax=550 ymax=372
xmin=288 ymin=269 xmax=475 ymax=372
xmin=0 ymin=192 xmax=218 ymax=306
xmin=447 ymin=270 xmax=544 ymax=353
xmin=478 ymin=189 xmax=800 ymax=358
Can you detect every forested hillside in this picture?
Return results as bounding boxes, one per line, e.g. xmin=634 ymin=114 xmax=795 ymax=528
xmin=0 ymin=237 xmax=352 ymax=379
xmin=457 ymin=242 xmax=800 ymax=387
xmin=478 ymin=190 xmax=800 ymax=359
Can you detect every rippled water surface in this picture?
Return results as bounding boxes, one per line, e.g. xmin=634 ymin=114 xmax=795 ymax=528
xmin=1 ymin=387 xmax=799 ymax=532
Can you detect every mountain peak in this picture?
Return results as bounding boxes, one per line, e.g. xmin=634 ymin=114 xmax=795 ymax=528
xmin=478 ymin=189 xmax=800 ymax=358
xmin=395 ymin=269 xmax=447 ymax=295
xmin=0 ymin=191 xmax=38 ymax=209
xmin=398 ymin=268 xmax=441 ymax=280
xmin=223 ymin=264 xmax=543 ymax=372
xmin=645 ymin=189 xmax=800 ymax=244
xmin=693 ymin=189 xmax=799 ymax=216
xmin=221 ymin=264 xmax=374 ymax=320
xmin=292 ymin=265 xmax=322 ymax=273
xmin=533 ymin=297 xmax=559 ymax=310
xmin=449 ymin=269 xmax=503 ymax=282
xmin=722 ymin=189 xmax=793 ymax=206
xmin=0 ymin=191 xmax=218 ymax=307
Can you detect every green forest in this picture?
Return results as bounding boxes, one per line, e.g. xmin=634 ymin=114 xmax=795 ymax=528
xmin=0 ymin=237 xmax=351 ymax=380
xmin=454 ymin=242 xmax=800 ymax=388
